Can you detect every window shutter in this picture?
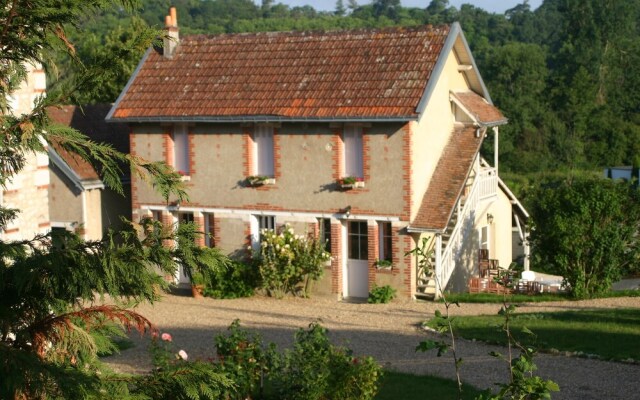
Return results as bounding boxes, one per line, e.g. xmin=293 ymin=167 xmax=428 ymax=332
xmin=344 ymin=126 xmax=363 ymax=178
xmin=173 ymin=124 xmax=189 ymax=174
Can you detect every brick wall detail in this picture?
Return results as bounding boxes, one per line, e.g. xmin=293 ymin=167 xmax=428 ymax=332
xmin=330 ymin=222 xmax=342 ymax=296
xmin=402 ymin=122 xmax=413 ymax=221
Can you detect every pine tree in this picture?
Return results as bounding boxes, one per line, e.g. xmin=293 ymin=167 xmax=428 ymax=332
xmin=0 ymin=1 xmax=231 ymax=398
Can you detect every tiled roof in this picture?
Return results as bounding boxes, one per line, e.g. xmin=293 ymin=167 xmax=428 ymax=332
xmin=451 ymin=91 xmax=507 ymax=126
xmin=47 ymin=105 xmax=130 ymax=181
xmin=412 ymin=126 xmax=483 ymax=231
xmin=110 ymin=25 xmax=451 ymax=121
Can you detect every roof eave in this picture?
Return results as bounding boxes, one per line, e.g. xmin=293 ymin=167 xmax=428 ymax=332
xmin=106 ymin=47 xmax=153 ymax=122
xmin=107 ymin=115 xmax=419 ymax=124
xmin=415 ymin=22 xmax=460 ymax=117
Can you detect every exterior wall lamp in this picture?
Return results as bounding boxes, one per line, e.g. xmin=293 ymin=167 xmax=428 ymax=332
xmin=487 ymin=213 xmax=494 ymax=224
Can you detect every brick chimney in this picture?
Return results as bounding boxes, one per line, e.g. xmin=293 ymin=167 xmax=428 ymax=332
xmin=163 ymin=6 xmax=179 ymax=58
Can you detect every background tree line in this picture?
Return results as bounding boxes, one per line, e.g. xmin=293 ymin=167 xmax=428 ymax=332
xmin=62 ymin=0 xmax=640 ymax=179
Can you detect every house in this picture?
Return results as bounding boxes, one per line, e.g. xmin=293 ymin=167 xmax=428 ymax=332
xmin=1 ymin=63 xmax=51 ymax=241
xmin=107 ymin=8 xmax=528 ymax=299
xmin=47 ymin=105 xmax=131 ymax=240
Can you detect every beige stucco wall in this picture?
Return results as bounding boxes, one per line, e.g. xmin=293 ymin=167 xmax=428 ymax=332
xmin=2 ymin=63 xmax=50 ymax=240
xmin=132 ymin=122 xmax=407 ymax=217
xmin=410 ymin=48 xmax=473 ymax=221
xmin=49 ymin=163 xmax=83 ymax=226
xmin=84 ymin=188 xmax=103 ymax=240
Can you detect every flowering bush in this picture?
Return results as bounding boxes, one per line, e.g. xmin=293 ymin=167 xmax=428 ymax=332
xmin=257 ymin=224 xmax=330 ymax=297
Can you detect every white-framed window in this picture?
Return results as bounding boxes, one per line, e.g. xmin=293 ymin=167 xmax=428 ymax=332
xmin=318 ymin=218 xmax=332 ymax=254
xmin=479 ymin=225 xmax=489 ymax=250
xmin=343 ymin=126 xmax=363 ymax=178
xmin=173 ymin=124 xmax=190 ymax=175
xmin=253 ymin=125 xmax=274 ymax=177
xmin=378 ymin=221 xmax=392 ymax=261
xmin=251 ymin=214 xmax=275 ymax=250
xmin=348 ymin=221 xmax=368 ymax=260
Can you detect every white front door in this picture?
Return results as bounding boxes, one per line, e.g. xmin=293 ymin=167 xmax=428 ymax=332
xmin=346 ymin=221 xmax=369 ymax=298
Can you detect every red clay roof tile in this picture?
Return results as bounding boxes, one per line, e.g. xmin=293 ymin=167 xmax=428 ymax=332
xmin=47 ymin=105 xmax=129 ymax=181
xmin=412 ymin=126 xmax=483 ymax=231
xmin=111 ymin=25 xmax=451 ymax=120
xmin=452 ymin=91 xmax=507 ymax=126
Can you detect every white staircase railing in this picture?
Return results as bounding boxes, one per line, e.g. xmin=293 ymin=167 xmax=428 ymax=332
xmin=435 ymin=166 xmax=497 ymax=297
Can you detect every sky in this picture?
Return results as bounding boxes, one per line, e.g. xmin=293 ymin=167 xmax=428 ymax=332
xmin=268 ymin=0 xmax=544 ymax=14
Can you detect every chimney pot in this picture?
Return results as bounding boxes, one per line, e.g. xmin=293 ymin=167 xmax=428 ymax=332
xmin=163 ymin=7 xmax=179 ymax=58
xmin=170 ymin=7 xmax=177 ymax=27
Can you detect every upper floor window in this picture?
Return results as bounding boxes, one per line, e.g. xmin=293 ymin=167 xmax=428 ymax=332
xmin=343 ymin=126 xmax=363 ymax=178
xmin=173 ymin=124 xmax=190 ymax=176
xmin=253 ymin=126 xmax=274 ymax=177
xmin=378 ymin=221 xmax=392 ymax=262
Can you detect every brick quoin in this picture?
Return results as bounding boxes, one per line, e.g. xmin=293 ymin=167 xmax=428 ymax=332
xmin=403 ymin=235 xmax=416 ymax=297
xmin=331 ymin=129 xmax=343 ymax=181
xmin=242 ymin=130 xmax=253 ymax=177
xmin=129 ymin=130 xmax=139 ymax=210
xmin=330 ymin=222 xmax=342 ymax=295
xmin=161 ymin=211 xmax=175 ymax=249
xmin=273 ymin=127 xmax=281 ymax=179
xmin=188 ymin=128 xmax=196 ymax=176
xmin=213 ymin=216 xmax=222 ymax=247
xmin=402 ymin=122 xmax=413 ymax=221
xmin=367 ymin=223 xmax=378 ymax=288
xmin=362 ymin=127 xmax=371 ymax=182
xmin=163 ymin=131 xmax=173 ymax=166
xmin=194 ymin=213 xmax=205 ymax=247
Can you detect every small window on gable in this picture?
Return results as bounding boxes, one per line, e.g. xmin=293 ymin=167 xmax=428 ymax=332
xmin=173 ymin=124 xmax=190 ymax=176
xmin=318 ymin=218 xmax=331 ymax=254
xmin=378 ymin=221 xmax=392 ymax=262
xmin=343 ymin=126 xmax=363 ymax=178
xmin=253 ymin=126 xmax=274 ymax=177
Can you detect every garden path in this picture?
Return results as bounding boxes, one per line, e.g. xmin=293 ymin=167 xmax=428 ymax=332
xmin=104 ymin=294 xmax=640 ymax=399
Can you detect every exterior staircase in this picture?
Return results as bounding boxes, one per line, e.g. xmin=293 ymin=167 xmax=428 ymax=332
xmin=415 ymin=163 xmax=497 ymax=300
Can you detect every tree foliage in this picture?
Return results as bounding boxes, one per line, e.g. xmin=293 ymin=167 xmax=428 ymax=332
xmin=528 ymin=176 xmax=640 ymax=298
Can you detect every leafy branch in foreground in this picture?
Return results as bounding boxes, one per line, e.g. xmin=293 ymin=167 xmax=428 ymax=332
xmin=409 ymin=237 xmax=464 ymax=399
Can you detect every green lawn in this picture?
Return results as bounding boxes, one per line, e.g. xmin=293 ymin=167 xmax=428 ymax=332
xmin=442 ymin=289 xmax=639 ymax=304
xmin=432 ymin=308 xmax=640 ymax=361
xmin=375 ymin=371 xmax=483 ymax=400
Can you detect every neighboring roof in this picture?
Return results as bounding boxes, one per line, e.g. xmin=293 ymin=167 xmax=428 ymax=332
xmin=451 ymin=91 xmax=507 ymax=127
xmin=411 ymin=126 xmax=483 ymax=231
xmin=47 ymin=105 xmax=129 ymax=187
xmin=108 ymin=25 xmax=453 ymax=122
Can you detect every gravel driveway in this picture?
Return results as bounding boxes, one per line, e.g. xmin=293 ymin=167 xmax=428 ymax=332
xmin=104 ymin=294 xmax=640 ymax=399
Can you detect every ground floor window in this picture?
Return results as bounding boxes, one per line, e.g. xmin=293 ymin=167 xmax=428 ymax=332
xmin=318 ymin=218 xmax=331 ymax=253
xmin=348 ymin=221 xmax=368 ymax=260
xmin=204 ymin=213 xmax=215 ymax=248
xmin=251 ymin=214 xmax=275 ymax=250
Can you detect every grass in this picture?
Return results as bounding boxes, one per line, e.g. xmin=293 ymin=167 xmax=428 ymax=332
xmin=442 ymin=289 xmax=640 ymax=304
xmin=375 ymin=370 xmax=483 ymax=400
xmin=432 ymin=308 xmax=640 ymax=362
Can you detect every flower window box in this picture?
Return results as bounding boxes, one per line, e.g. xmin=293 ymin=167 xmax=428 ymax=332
xmin=338 ymin=176 xmax=365 ymax=190
xmin=246 ymin=176 xmax=276 ymax=186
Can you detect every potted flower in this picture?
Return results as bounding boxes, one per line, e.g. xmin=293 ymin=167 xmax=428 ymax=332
xmin=246 ymin=175 xmax=276 ymax=186
xmin=338 ymin=176 xmax=365 ymax=189
xmin=191 ymin=271 xmax=206 ymax=298
xmin=374 ymin=259 xmax=393 ymax=271
xmin=177 ymin=170 xmax=191 ymax=182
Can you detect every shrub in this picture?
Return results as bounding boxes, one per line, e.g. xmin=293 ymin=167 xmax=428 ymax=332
xmin=368 ymin=285 xmax=397 ymax=304
xmin=529 ymin=176 xmax=640 ymax=298
xmin=269 ymin=322 xmax=381 ymax=400
xmin=214 ymin=320 xmax=268 ymax=398
xmin=204 ymin=260 xmax=257 ymax=299
xmin=256 ymin=224 xmax=330 ymax=297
